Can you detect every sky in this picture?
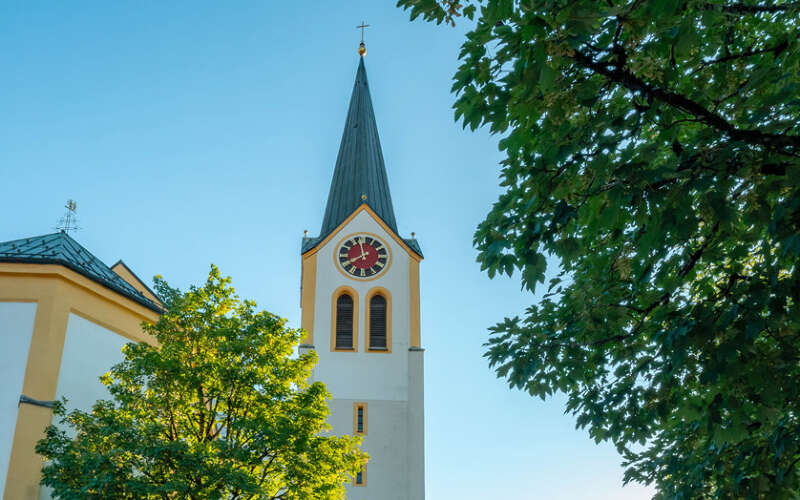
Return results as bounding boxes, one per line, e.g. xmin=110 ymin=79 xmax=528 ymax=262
xmin=0 ymin=2 xmax=655 ymax=498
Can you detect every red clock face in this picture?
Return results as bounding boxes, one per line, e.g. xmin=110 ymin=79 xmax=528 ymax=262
xmin=338 ymin=235 xmax=389 ymax=278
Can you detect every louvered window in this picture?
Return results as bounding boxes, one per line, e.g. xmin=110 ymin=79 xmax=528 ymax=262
xmin=369 ymin=294 xmax=387 ymax=350
xmin=335 ymin=293 xmax=354 ymax=349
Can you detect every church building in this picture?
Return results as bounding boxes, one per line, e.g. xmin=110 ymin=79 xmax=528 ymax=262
xmin=0 ymin=232 xmax=162 ymax=499
xmin=299 ymin=45 xmax=426 ymax=499
xmin=0 ymin=42 xmax=424 ymax=500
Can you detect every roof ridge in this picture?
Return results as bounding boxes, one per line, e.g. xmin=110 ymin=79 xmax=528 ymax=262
xmin=0 ymin=232 xmax=162 ymax=313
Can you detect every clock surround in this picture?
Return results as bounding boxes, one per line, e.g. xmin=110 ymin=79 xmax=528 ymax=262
xmin=334 ymin=232 xmax=392 ymax=280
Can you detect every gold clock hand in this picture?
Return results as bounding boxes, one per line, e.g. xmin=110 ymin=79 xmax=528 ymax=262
xmin=358 ymin=239 xmax=366 ymax=259
xmin=345 ymin=254 xmax=366 ymax=265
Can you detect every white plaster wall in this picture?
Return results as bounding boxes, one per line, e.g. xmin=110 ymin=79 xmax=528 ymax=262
xmin=312 ymin=210 xmax=412 ymax=402
xmin=0 ymin=302 xmax=37 ymax=496
xmin=55 ymin=313 xmax=129 ymax=415
xmin=305 ymin=208 xmax=426 ymax=499
xmin=407 ymin=349 xmax=425 ymax=500
xmin=39 ymin=314 xmax=131 ymax=500
xmin=325 ymin=399 xmax=409 ymax=500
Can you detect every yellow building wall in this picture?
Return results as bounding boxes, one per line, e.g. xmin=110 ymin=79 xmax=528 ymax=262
xmin=0 ymin=263 xmax=159 ymax=500
xmin=111 ymin=261 xmax=163 ymax=307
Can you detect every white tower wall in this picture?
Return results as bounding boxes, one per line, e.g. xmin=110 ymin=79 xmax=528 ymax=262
xmin=303 ymin=209 xmax=424 ymax=500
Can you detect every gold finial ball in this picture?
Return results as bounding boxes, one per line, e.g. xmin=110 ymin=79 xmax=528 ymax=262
xmin=358 ymin=42 xmax=366 ymax=56
xmin=361 ymin=194 xmax=367 ymax=200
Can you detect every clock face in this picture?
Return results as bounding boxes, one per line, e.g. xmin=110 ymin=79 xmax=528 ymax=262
xmin=337 ymin=234 xmax=390 ymax=279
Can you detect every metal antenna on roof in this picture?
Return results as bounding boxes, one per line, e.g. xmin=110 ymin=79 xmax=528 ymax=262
xmin=55 ymin=199 xmax=81 ymax=234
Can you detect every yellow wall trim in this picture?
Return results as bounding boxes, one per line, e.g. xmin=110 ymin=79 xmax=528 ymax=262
xmin=409 ymin=257 xmax=421 ymax=348
xmin=300 ymin=252 xmax=317 ymax=345
xmin=365 ymin=287 xmax=392 ymax=353
xmin=330 ymin=286 xmax=358 ymax=352
xmin=302 ymin=203 xmax=422 ymax=262
xmin=111 ymin=261 xmax=163 ymax=307
xmin=352 ymin=461 xmax=368 ymax=487
xmin=0 ymin=263 xmax=160 ymax=327
xmin=0 ymin=263 xmax=159 ymax=500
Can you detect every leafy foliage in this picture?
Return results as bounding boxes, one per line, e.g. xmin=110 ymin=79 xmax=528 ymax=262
xmin=398 ymin=0 xmax=800 ymax=497
xmin=37 ymin=266 xmax=365 ymax=499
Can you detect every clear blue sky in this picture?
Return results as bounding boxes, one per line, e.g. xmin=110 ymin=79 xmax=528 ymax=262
xmin=0 ymin=2 xmax=654 ymax=498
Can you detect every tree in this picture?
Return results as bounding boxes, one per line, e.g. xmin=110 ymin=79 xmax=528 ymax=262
xmin=398 ymin=0 xmax=800 ymax=497
xmin=37 ymin=266 xmax=365 ymax=499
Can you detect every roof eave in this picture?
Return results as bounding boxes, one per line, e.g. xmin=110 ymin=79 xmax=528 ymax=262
xmin=111 ymin=259 xmax=164 ymax=307
xmin=301 ymin=203 xmax=423 ymax=260
xmin=0 ymin=257 xmax=164 ymax=313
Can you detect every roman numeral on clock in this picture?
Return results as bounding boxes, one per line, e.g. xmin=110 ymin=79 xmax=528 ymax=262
xmin=337 ymin=234 xmax=390 ymax=278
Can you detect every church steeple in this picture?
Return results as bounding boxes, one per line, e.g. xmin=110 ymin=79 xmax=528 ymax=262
xmin=298 ymin=43 xmax=425 ymax=499
xmin=319 ymin=56 xmax=397 ymax=240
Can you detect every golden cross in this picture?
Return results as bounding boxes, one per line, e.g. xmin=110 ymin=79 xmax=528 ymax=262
xmin=356 ymin=21 xmax=370 ymax=43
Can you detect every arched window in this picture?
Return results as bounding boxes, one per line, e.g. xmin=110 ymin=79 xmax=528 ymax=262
xmin=335 ymin=293 xmax=354 ymax=350
xmin=369 ymin=295 xmax=387 ymax=349
xmin=366 ymin=287 xmax=391 ymax=352
xmin=331 ymin=287 xmax=358 ymax=352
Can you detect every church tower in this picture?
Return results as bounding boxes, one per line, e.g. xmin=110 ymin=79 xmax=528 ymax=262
xmin=299 ymin=48 xmax=425 ymax=499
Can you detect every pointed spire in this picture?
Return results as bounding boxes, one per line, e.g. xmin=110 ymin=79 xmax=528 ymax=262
xmin=319 ymin=57 xmax=397 ymax=238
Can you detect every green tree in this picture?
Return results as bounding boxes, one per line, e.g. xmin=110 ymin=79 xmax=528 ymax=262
xmin=399 ymin=0 xmax=800 ymax=497
xmin=37 ymin=266 xmax=365 ymax=499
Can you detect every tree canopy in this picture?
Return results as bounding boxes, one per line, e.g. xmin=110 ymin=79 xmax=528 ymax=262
xmin=37 ymin=266 xmax=365 ymax=499
xmin=399 ymin=0 xmax=800 ymax=497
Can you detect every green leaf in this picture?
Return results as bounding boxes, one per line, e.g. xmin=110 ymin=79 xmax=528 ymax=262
xmin=400 ymin=0 xmax=800 ymax=497
xmin=37 ymin=266 xmax=365 ymax=498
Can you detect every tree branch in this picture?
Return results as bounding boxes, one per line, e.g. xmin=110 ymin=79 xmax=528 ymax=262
xmin=607 ymin=302 xmax=646 ymax=314
xmin=679 ymin=222 xmax=720 ymax=278
xmin=570 ymin=49 xmax=800 ymax=153
xmin=713 ymin=2 xmax=800 ymax=14
xmin=702 ymin=40 xmax=789 ymax=66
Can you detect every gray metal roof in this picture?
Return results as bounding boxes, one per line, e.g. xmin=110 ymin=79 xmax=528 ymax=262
xmin=303 ymin=57 xmax=422 ymax=259
xmin=403 ymin=238 xmax=423 ymax=257
xmin=320 ymin=58 xmax=397 ymax=236
xmin=0 ymin=232 xmax=162 ymax=312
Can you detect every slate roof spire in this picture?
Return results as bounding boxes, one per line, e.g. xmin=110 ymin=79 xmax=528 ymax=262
xmin=319 ymin=56 xmax=397 ymax=239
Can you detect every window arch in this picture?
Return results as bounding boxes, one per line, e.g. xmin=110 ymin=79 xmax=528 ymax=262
xmin=331 ymin=286 xmax=358 ymax=352
xmin=366 ymin=287 xmax=391 ymax=353
xmin=336 ymin=294 xmax=354 ymax=348
xmin=369 ymin=295 xmax=387 ymax=349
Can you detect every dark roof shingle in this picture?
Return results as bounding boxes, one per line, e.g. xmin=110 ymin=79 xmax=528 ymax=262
xmin=319 ymin=58 xmax=397 ymax=238
xmin=0 ymin=232 xmax=162 ymax=312
xmin=304 ymin=57 xmax=422 ymax=259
